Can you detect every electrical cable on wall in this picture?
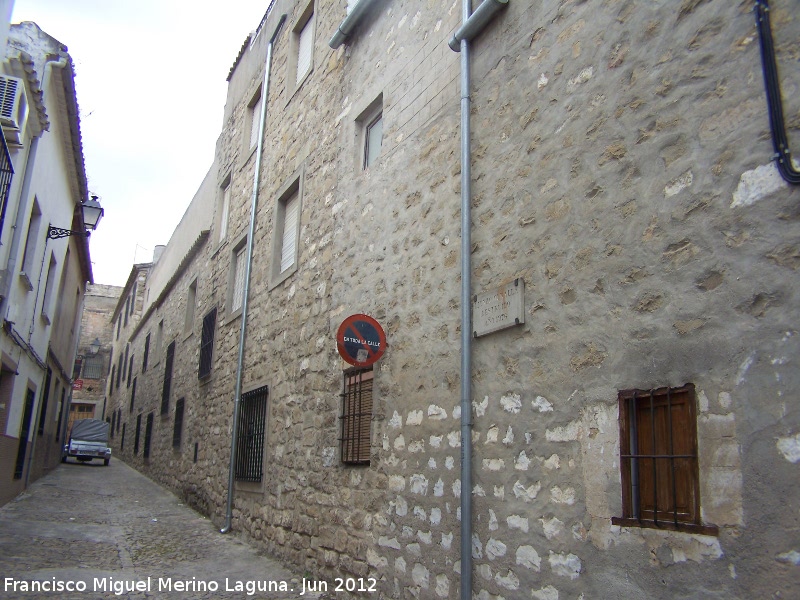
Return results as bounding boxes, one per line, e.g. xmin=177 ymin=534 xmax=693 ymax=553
xmin=755 ymin=0 xmax=800 ymax=185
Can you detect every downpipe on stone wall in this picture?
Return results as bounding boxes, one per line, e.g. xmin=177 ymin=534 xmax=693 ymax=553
xmin=448 ymin=2 xmax=509 ymax=599
xmin=329 ymin=0 xmax=381 ymax=49
xmin=221 ymin=13 xmax=287 ymax=535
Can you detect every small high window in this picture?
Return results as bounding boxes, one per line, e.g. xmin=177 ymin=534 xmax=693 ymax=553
xmin=235 ymin=385 xmax=268 ymax=482
xmin=340 ymin=368 xmax=373 ymax=465
xmin=198 ymin=308 xmax=217 ymax=379
xmin=173 ymin=398 xmax=185 ymax=449
xmin=230 ymin=240 xmax=248 ymax=314
xmin=161 ymin=341 xmax=175 ymax=415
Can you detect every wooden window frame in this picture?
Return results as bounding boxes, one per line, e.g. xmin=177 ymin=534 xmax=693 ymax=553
xmin=612 ymin=383 xmax=718 ymax=536
xmin=340 ymin=367 xmax=373 ymax=465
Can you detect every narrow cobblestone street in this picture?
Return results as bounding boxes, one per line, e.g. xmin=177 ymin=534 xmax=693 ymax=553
xmin=0 ymin=460 xmax=330 ymax=600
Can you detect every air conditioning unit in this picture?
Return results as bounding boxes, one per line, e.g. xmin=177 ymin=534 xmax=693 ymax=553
xmin=0 ymin=76 xmax=24 ymax=145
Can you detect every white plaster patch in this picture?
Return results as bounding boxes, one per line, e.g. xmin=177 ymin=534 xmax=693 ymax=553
xmin=533 ymin=395 xmax=554 ymax=412
xmin=379 ymin=536 xmax=402 ymax=550
xmin=503 ymin=426 xmax=514 ymax=444
xmin=540 ymin=516 xmax=564 ymax=540
xmin=568 ymin=66 xmax=593 ymax=86
xmin=474 ymin=396 xmax=489 ymax=417
xmin=777 ymin=433 xmax=800 ymax=463
xmin=546 ymin=421 xmax=581 ymax=442
xmin=367 ymin=548 xmax=388 ymax=568
xmin=472 ymin=534 xmax=483 ymax=559
xmin=408 ymin=440 xmax=425 ymax=453
xmin=395 ymin=495 xmax=408 ymax=517
xmin=507 ymin=515 xmax=529 ymax=533
xmin=414 ymin=506 xmax=426 ymax=521
xmin=549 ymin=552 xmax=582 ymax=579
xmin=430 ymin=434 xmax=443 ymax=448
xmin=482 ymin=458 xmax=504 ymax=471
xmin=736 ymin=353 xmax=755 ymax=385
xmin=698 ymin=390 xmax=710 ymax=413
xmin=407 ymin=410 xmax=423 ymax=425
xmin=664 ymin=170 xmax=693 ymax=197
xmin=777 ymin=550 xmax=800 ymax=565
xmin=453 ymin=479 xmax=461 ymax=498
xmin=550 ymin=486 xmax=576 ymax=505
xmin=494 ymin=485 xmax=504 ymax=499
xmin=434 ymin=478 xmax=444 ymax=497
xmin=531 ymin=585 xmax=559 ymax=600
xmin=537 ymin=73 xmax=549 ymax=90
xmin=448 ymin=431 xmax=461 ymax=447
xmin=389 ymin=410 xmax=403 ymax=428
xmin=731 ymin=163 xmax=787 ymax=208
xmin=410 ymin=474 xmax=429 ymax=495
xmin=486 ymin=425 xmax=499 ymax=444
xmin=430 ymin=507 xmax=442 ymax=525
xmin=428 ymin=404 xmax=447 ymax=420
xmin=441 ymin=532 xmax=453 ymax=550
xmin=388 ymin=475 xmax=406 ymax=492
xmin=489 ymin=509 xmax=498 ymax=531
xmin=445 ymin=456 xmax=455 ymax=470
xmin=516 ymin=545 xmax=542 ymax=571
xmin=407 ymin=543 xmax=421 ymax=557
xmin=478 ymin=564 xmax=493 ymax=580
xmin=513 ymin=450 xmax=530 ymax=470
xmin=435 ymin=574 xmax=450 ymax=598
xmin=473 ymin=485 xmax=486 ymax=497
xmin=501 ymin=393 xmax=522 ymax=413
xmin=418 ymin=530 xmax=432 ymax=545
xmin=395 ymin=556 xmax=406 ymax=574
xmin=494 ymin=569 xmax=520 ymax=590
xmin=486 ymin=539 xmax=507 ymax=560
xmin=453 ymin=404 xmax=461 ymax=419
xmin=718 ymin=391 xmax=732 ymax=409
xmin=512 ymin=480 xmax=541 ymax=501
xmin=412 ymin=564 xmax=430 ymax=588
xmin=394 ymin=435 xmax=405 ymax=450
xmin=542 ymin=454 xmax=561 ymax=470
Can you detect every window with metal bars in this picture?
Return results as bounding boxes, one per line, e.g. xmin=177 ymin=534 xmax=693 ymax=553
xmin=613 ymin=383 xmax=718 ymax=535
xmin=142 ymin=333 xmax=150 ymax=372
xmin=127 ymin=354 xmax=134 ymax=388
xmin=143 ymin=413 xmax=153 ymax=459
xmin=83 ymin=354 xmax=104 ymax=379
xmin=198 ymin=308 xmax=217 ymax=379
xmin=234 ymin=385 xmax=268 ymax=482
xmin=134 ymin=413 xmax=141 ymax=454
xmin=161 ymin=341 xmax=175 ymax=415
xmin=129 ymin=378 xmax=136 ymax=413
xmin=340 ymin=368 xmax=373 ymax=465
xmin=173 ymin=398 xmax=185 ymax=449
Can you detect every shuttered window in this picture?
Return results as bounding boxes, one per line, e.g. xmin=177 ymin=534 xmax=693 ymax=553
xmin=235 ymin=385 xmax=268 ymax=482
xmin=280 ymin=192 xmax=299 ymax=273
xmin=340 ymin=368 xmax=373 ymax=465
xmin=248 ymin=91 xmax=262 ymax=148
xmin=143 ymin=413 xmax=153 ymax=459
xmin=613 ymin=383 xmax=718 ymax=535
xmin=296 ymin=12 xmax=314 ymax=85
xmin=219 ymin=182 xmax=230 ymax=242
xmin=161 ymin=341 xmax=175 ymax=415
xmin=173 ymin=398 xmax=185 ymax=449
xmin=231 ymin=244 xmax=247 ymax=312
xmin=142 ymin=333 xmax=150 ymax=372
xmin=134 ymin=414 xmax=142 ymax=454
xmin=198 ymin=308 xmax=217 ymax=379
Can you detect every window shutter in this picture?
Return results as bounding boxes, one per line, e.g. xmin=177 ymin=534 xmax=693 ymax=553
xmin=249 ymin=95 xmax=262 ymax=148
xmin=280 ymin=193 xmax=299 ymax=273
xmin=296 ymin=13 xmax=314 ymax=84
xmin=232 ymin=246 xmax=247 ymax=311
xmin=219 ymin=184 xmax=230 ymax=241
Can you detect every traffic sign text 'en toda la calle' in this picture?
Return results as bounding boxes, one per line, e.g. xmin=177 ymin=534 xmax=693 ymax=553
xmin=336 ymin=314 xmax=386 ymax=367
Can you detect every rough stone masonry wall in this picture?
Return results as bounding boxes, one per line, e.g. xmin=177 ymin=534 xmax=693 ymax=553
xmin=107 ymin=0 xmax=800 ymax=598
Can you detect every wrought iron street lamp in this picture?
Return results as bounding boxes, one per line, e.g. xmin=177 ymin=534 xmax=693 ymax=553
xmin=89 ymin=337 xmax=101 ymax=355
xmin=47 ymin=195 xmax=104 ymax=240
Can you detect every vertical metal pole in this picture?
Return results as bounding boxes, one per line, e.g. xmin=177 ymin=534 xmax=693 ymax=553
xmin=459 ymin=1 xmax=473 ymax=598
xmin=630 ymin=392 xmax=640 ymax=521
xmin=666 ymin=388 xmax=678 ymax=527
xmin=649 ymin=390 xmax=658 ymax=526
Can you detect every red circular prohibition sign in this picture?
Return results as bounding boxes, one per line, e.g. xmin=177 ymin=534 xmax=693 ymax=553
xmin=336 ymin=314 xmax=386 ymax=367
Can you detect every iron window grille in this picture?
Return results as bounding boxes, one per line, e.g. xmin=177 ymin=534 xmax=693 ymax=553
xmin=120 ymin=424 xmax=126 ymax=451
xmin=127 ymin=354 xmax=133 ymax=388
xmin=116 ymin=354 xmax=122 ymax=389
xmin=198 ymin=308 xmax=217 ymax=379
xmin=173 ymin=398 xmax=185 ymax=449
xmin=83 ymin=354 xmax=104 ymax=379
xmin=340 ymin=367 xmax=373 ymax=465
xmin=129 ymin=378 xmax=136 ymax=413
xmin=234 ymin=385 xmax=268 ymax=482
xmin=142 ymin=333 xmax=150 ymax=372
xmin=161 ymin=341 xmax=175 ymax=415
xmin=0 ymin=130 xmax=14 ymax=245
xmin=116 ymin=409 xmax=122 ymax=434
xmin=613 ymin=383 xmax=718 ymax=535
xmin=134 ymin=413 xmax=141 ymax=454
xmin=143 ymin=413 xmax=153 ymax=459
xmin=109 ymin=366 xmax=115 ymax=396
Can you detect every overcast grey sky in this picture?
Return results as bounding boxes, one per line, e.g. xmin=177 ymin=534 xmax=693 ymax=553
xmin=11 ymin=1 xmax=271 ymax=286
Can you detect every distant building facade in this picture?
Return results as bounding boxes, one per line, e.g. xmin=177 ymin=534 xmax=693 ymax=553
xmin=0 ymin=21 xmax=96 ymax=505
xmin=107 ymin=2 xmax=799 ymax=598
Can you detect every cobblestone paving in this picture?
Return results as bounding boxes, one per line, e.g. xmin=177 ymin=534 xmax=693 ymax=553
xmin=0 ymin=460 xmax=331 ymax=600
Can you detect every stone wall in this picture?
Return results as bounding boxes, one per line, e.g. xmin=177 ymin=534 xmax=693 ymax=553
xmin=108 ymin=1 xmax=800 ymax=598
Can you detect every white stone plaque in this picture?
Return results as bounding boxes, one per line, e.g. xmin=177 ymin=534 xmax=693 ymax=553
xmin=473 ymin=278 xmax=525 ymax=338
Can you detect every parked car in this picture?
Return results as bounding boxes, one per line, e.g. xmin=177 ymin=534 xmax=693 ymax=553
xmin=63 ymin=418 xmax=111 ymax=466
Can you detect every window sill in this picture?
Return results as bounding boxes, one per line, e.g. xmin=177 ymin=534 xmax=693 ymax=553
xmin=19 ymin=271 xmax=33 ymax=291
xmin=611 ymin=517 xmax=719 ymax=537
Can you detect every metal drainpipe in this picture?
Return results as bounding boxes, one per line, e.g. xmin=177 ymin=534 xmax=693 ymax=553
xmin=328 ymin=0 xmax=380 ymax=49
xmin=448 ymin=2 xmax=509 ymax=598
xmin=221 ymin=14 xmax=286 ymax=535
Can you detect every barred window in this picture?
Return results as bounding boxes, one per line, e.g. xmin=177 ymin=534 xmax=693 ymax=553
xmin=613 ymin=383 xmax=718 ymax=535
xmin=173 ymin=398 xmax=185 ymax=449
xmin=127 ymin=353 xmax=134 ymax=388
xmin=129 ymin=378 xmax=136 ymax=413
xmin=83 ymin=354 xmax=104 ymax=379
xmin=198 ymin=308 xmax=217 ymax=379
xmin=340 ymin=368 xmax=373 ymax=465
xmin=161 ymin=341 xmax=175 ymax=415
xmin=134 ymin=413 xmax=142 ymax=454
xmin=143 ymin=413 xmax=153 ymax=459
xmin=235 ymin=385 xmax=268 ymax=482
xmin=142 ymin=333 xmax=150 ymax=372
